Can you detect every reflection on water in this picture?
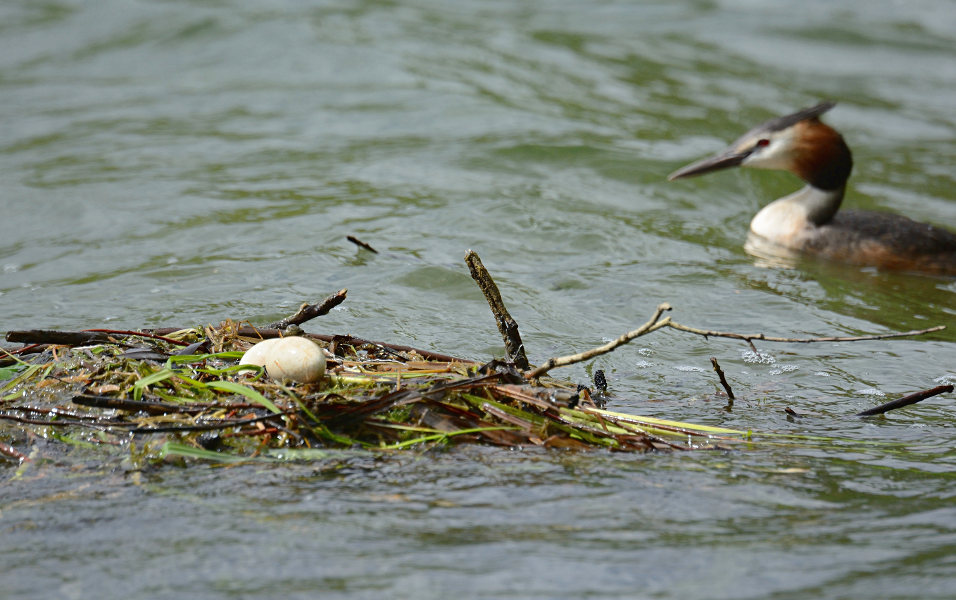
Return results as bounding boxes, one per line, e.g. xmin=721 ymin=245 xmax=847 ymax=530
xmin=744 ymin=231 xmax=803 ymax=270
xmin=1 ymin=1 xmax=955 ymax=599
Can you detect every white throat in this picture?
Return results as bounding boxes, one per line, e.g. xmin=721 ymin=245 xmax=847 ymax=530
xmin=749 ymin=185 xmax=845 ymax=245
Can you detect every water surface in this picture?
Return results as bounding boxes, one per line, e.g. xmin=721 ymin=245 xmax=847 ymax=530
xmin=2 ymin=1 xmax=955 ymax=598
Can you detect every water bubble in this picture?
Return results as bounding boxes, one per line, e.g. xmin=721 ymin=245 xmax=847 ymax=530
xmin=741 ymin=350 xmax=775 ymax=364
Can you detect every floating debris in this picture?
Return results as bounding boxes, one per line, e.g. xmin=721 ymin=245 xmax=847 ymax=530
xmin=0 ymin=322 xmax=750 ymax=466
xmin=1 ymin=252 xmax=948 ymax=467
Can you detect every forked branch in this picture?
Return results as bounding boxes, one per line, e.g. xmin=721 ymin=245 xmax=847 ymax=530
xmin=525 ymin=303 xmax=673 ymax=379
xmin=523 ymin=307 xmax=944 ymax=379
xmin=664 ymin=321 xmax=945 ymax=344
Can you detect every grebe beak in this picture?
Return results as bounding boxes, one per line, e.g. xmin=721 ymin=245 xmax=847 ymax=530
xmin=667 ymin=146 xmax=749 ymax=181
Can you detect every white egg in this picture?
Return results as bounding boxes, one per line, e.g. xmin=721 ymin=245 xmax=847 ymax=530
xmin=239 ymin=337 xmax=282 ymax=368
xmin=239 ymin=336 xmax=326 ymax=383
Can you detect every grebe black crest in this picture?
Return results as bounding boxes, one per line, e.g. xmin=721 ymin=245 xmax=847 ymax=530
xmin=668 ymin=102 xmax=956 ymax=276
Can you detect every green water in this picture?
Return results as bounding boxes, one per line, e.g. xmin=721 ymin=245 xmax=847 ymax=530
xmin=2 ymin=1 xmax=954 ymax=598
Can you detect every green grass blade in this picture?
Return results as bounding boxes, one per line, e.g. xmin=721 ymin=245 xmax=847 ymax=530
xmin=1 ymin=363 xmax=44 ymax=394
xmin=158 ymin=441 xmax=259 ymax=463
xmin=132 ymin=368 xmax=175 ymax=401
xmin=207 ymin=380 xmax=282 ymax=414
xmin=379 ymin=426 xmax=517 ymax=450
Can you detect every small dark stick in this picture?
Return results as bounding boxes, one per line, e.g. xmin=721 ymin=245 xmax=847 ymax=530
xmin=567 ymin=389 xmax=581 ymax=409
xmin=269 ymin=289 xmax=348 ymax=329
xmin=464 ymin=250 xmax=530 ymax=371
xmin=73 ymin=394 xmax=201 ymax=416
xmin=346 ymin=235 xmax=379 ymax=253
xmin=855 ymin=384 xmax=953 ymax=417
xmin=6 ymin=330 xmax=117 ymax=346
xmin=710 ymin=357 xmax=735 ymax=401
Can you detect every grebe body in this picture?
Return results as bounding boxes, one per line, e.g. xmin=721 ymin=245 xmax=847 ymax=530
xmin=668 ymin=102 xmax=956 ymax=275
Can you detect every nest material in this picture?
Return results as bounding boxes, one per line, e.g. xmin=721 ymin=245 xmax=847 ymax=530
xmin=0 ymin=322 xmax=746 ymax=465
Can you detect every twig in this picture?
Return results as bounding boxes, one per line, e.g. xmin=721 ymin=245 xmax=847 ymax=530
xmin=4 ymin=329 xmax=194 ymax=347
xmin=0 ymin=412 xmax=120 ymax=430
xmin=464 ymin=250 xmax=530 ymax=371
xmin=710 ymin=357 xmax=735 ymax=401
xmin=526 ymin=317 xmax=943 ymax=379
xmin=81 ymin=329 xmax=190 ymax=346
xmin=855 ymin=385 xmax=953 ymax=417
xmin=346 ymin=235 xmax=379 ymax=253
xmin=268 ymin=289 xmax=348 ymax=329
xmin=5 ymin=330 xmax=116 ymax=346
xmin=665 ymin=322 xmax=944 ymax=344
xmin=129 ymin=412 xmax=292 ymax=434
xmin=0 ymin=342 xmax=46 ymax=357
xmin=526 ymin=303 xmax=673 ymax=379
xmin=0 ymin=441 xmax=29 ymax=462
xmin=72 ymin=394 xmax=203 ymax=415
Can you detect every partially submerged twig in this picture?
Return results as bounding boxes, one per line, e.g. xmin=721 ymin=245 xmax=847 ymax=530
xmin=518 ymin=305 xmax=942 ymax=380
xmin=526 ymin=303 xmax=673 ymax=379
xmin=72 ymin=394 xmax=202 ymax=416
xmin=465 ymin=250 xmax=530 ymax=371
xmin=710 ymin=357 xmax=735 ymax=401
xmin=346 ymin=235 xmax=379 ymax=253
xmin=129 ymin=412 xmax=292 ymax=434
xmin=0 ymin=441 xmax=29 ymax=463
xmin=665 ymin=322 xmax=945 ymax=345
xmin=269 ymin=289 xmax=348 ymax=329
xmin=855 ymin=384 xmax=953 ymax=417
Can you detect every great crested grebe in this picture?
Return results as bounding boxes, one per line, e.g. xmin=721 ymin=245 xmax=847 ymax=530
xmin=668 ymin=102 xmax=956 ymax=275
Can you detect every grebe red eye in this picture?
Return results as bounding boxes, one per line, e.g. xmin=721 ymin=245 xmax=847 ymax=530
xmin=756 ymin=138 xmax=770 ymax=147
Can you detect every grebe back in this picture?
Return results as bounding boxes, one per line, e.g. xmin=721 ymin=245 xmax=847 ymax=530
xmin=668 ymin=102 xmax=956 ymax=276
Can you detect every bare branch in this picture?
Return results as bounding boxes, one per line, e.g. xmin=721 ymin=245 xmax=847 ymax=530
xmin=665 ymin=322 xmax=944 ymax=344
xmin=710 ymin=357 xmax=735 ymax=401
xmin=346 ymin=235 xmax=378 ymax=253
xmin=856 ymin=384 xmax=953 ymax=417
xmin=525 ymin=303 xmax=673 ymax=379
xmin=465 ymin=250 xmax=530 ymax=371
xmin=269 ymin=289 xmax=348 ymax=329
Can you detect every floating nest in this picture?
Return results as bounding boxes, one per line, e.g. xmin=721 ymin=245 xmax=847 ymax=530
xmin=0 ymin=319 xmax=750 ymax=466
xmin=1 ymin=253 xmax=948 ymax=467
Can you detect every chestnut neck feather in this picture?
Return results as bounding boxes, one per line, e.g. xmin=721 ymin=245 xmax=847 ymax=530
xmin=789 ymin=119 xmax=853 ymax=191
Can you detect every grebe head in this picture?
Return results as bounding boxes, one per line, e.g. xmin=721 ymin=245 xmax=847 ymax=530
xmin=668 ymin=102 xmax=853 ymax=191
